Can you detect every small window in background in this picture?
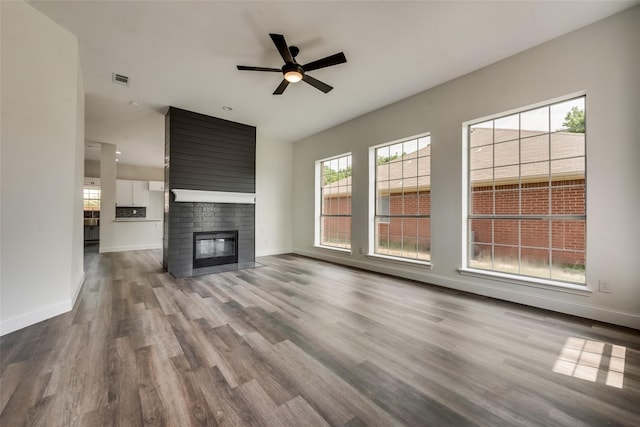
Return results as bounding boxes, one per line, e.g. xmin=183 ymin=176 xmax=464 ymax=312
xmin=83 ymin=187 xmax=101 ymax=211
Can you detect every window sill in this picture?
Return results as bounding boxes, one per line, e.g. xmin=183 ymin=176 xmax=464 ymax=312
xmin=366 ymin=253 xmax=432 ymax=268
xmin=458 ymin=268 xmax=592 ymax=295
xmin=314 ymin=245 xmax=352 ymax=254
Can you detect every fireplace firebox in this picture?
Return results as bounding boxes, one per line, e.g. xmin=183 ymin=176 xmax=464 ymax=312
xmin=193 ymin=231 xmax=238 ymax=268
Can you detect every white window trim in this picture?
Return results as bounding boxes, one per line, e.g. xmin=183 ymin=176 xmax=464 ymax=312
xmin=367 ymin=253 xmax=431 ymax=268
xmin=313 ymin=245 xmax=352 ymax=254
xmin=314 ymin=160 xmax=321 ymax=247
xmin=458 ymin=268 xmax=592 ymax=295
xmin=461 ymin=90 xmax=588 ymax=287
xmin=368 ymin=132 xmax=432 ymax=264
xmin=315 ymin=152 xmax=352 ymax=250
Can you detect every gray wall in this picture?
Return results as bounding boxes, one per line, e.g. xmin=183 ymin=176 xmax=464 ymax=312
xmin=84 ymin=159 xmax=164 ymax=181
xmin=291 ymin=6 xmax=640 ymax=329
xmin=84 ymin=159 xmax=100 ymax=178
xmin=117 ymin=163 xmax=164 ymax=181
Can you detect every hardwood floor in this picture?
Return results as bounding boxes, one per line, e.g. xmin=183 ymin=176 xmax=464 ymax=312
xmin=1 ymin=248 xmax=639 ymax=426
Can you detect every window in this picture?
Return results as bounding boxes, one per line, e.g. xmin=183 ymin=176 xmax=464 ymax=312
xmin=83 ymin=187 xmax=101 ymax=211
xmin=318 ymin=154 xmax=352 ymax=250
xmin=373 ymin=135 xmax=431 ymax=261
xmin=467 ymin=95 xmax=586 ymax=284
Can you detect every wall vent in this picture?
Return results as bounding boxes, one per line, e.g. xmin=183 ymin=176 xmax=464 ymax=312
xmin=112 ymin=73 xmax=129 ymax=86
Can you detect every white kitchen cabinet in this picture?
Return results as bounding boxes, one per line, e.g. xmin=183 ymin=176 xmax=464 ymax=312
xmin=116 ymin=180 xmax=132 ymax=206
xmin=116 ymin=179 xmax=149 ymax=206
xmin=84 ymin=177 xmax=100 ymax=186
xmin=132 ymin=180 xmax=148 ymax=206
xmin=148 ymin=180 xmax=164 ymax=191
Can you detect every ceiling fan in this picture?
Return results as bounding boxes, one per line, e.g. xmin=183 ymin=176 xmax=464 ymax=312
xmin=237 ymin=33 xmax=347 ymax=95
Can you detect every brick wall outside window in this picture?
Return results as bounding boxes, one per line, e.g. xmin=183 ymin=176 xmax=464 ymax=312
xmin=376 ymin=191 xmax=431 ymax=248
xmin=321 ymin=195 xmax=352 ymax=246
xmin=323 ymin=178 xmax=584 ymax=266
xmin=470 ymin=178 xmax=585 ymax=266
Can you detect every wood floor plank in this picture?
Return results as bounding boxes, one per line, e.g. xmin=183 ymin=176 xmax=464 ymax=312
xmin=242 ymin=332 xmax=356 ymax=426
xmin=152 ymin=286 xmax=183 ymax=316
xmin=1 ymin=249 xmax=638 ymax=426
xmin=192 ymin=276 xmax=231 ymax=304
xmin=20 ymin=394 xmax=58 ymax=427
xmin=195 ymin=365 xmax=263 ymax=427
xmin=169 ymin=355 xmax=215 ymax=426
xmin=107 ymin=336 xmax=143 ymax=426
xmin=135 ymin=346 xmax=167 ymax=426
xmin=110 ymin=297 xmax=133 ymax=339
xmin=236 ymin=379 xmax=284 ymax=427
xmin=213 ymin=324 xmax=298 ymax=406
xmin=275 ymin=396 xmax=331 ymax=427
xmin=167 ymin=314 xmax=213 ymax=371
xmin=0 ymin=360 xmax=27 ymax=413
xmin=348 ymin=359 xmax=475 ymax=426
xmin=332 ymin=322 xmax=533 ymax=426
xmin=130 ymin=308 xmax=183 ymax=360
xmin=0 ymin=360 xmax=52 ymax=426
xmin=276 ymin=340 xmax=401 ymax=426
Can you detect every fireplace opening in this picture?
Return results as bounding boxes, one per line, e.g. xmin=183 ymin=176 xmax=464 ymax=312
xmin=193 ymin=230 xmax=238 ymax=268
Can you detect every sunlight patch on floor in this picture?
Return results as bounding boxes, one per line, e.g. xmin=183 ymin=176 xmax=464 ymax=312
xmin=553 ymin=337 xmax=625 ymax=388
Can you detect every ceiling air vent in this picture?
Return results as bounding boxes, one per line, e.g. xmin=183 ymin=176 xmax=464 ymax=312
xmin=112 ymin=73 xmax=129 ymax=86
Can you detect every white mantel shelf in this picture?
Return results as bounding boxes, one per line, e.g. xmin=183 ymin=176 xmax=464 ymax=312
xmin=171 ymin=189 xmax=256 ymax=204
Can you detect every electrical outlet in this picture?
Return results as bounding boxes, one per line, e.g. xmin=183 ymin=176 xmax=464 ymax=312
xmin=359 ymin=247 xmax=364 ymax=255
xmin=598 ymin=279 xmax=612 ymax=293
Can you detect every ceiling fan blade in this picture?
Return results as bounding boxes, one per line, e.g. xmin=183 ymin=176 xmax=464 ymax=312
xmin=302 ymin=74 xmax=333 ymax=93
xmin=237 ymin=65 xmax=281 ymax=72
xmin=273 ymin=79 xmax=289 ymax=95
xmin=302 ymin=52 xmax=347 ymax=72
xmin=270 ymin=33 xmax=294 ymax=64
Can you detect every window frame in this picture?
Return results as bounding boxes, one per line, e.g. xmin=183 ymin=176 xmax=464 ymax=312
xmin=461 ymin=92 xmax=587 ymax=287
xmin=369 ymin=133 xmax=431 ymax=264
xmin=315 ymin=152 xmax=353 ymax=252
xmin=377 ymin=195 xmax=390 ymax=224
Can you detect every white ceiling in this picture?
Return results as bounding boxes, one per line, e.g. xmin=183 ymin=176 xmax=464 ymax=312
xmin=29 ymin=0 xmax=636 ymax=168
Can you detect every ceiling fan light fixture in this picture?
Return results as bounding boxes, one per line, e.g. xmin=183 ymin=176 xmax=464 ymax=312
xmin=284 ymin=70 xmax=303 ymax=83
xmin=237 ymin=33 xmax=347 ymax=94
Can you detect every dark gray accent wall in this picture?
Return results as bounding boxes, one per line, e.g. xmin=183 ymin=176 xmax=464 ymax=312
xmin=163 ymin=110 xmax=171 ymax=270
xmin=167 ymin=107 xmax=255 ymax=193
xmin=164 ymin=107 xmax=256 ymax=278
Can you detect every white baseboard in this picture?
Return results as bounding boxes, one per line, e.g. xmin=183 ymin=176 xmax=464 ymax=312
xmin=256 ymin=247 xmax=293 ymax=258
xmin=71 ymin=271 xmax=85 ymax=307
xmin=99 ymin=243 xmax=162 ymax=253
xmin=0 ymin=299 xmax=72 ymax=336
xmin=293 ymin=248 xmax=640 ymax=330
